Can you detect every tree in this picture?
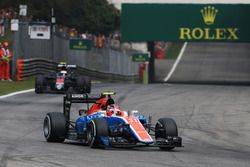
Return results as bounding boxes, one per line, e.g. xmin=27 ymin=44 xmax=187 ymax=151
xmin=0 ymin=0 xmax=119 ymax=34
xmin=81 ymin=0 xmax=119 ymax=34
xmin=54 ymin=0 xmax=119 ymax=34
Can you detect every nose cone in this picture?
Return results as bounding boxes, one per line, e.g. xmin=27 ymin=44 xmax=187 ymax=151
xmin=56 ymin=83 xmax=64 ymax=90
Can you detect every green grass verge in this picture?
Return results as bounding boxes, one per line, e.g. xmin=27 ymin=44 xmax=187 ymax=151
xmin=0 ymin=30 xmax=33 ymax=96
xmin=0 ymin=78 xmax=34 ymax=96
xmin=165 ymin=42 xmax=183 ymax=59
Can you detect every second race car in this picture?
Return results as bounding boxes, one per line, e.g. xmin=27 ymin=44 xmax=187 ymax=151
xmin=35 ymin=62 xmax=91 ymax=94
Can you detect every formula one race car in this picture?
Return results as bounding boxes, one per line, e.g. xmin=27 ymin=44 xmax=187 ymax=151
xmin=43 ymin=92 xmax=182 ymax=150
xmin=35 ymin=62 xmax=91 ymax=94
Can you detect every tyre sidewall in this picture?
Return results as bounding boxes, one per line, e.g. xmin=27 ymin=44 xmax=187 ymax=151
xmin=35 ymin=75 xmax=45 ymax=93
xmin=87 ymin=118 xmax=108 ymax=148
xmin=155 ymin=118 xmax=178 ymax=138
xmin=77 ymin=76 xmax=91 ymax=93
xmin=43 ymin=112 xmax=67 ymax=142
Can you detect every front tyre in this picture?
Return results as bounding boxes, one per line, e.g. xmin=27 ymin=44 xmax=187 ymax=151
xmin=35 ymin=75 xmax=45 ymax=93
xmin=155 ymin=118 xmax=178 ymax=150
xmin=77 ymin=76 xmax=91 ymax=94
xmin=87 ymin=118 xmax=108 ymax=148
xmin=43 ymin=112 xmax=67 ymax=142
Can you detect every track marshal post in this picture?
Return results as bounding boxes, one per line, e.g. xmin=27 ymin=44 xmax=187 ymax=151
xmin=132 ymin=52 xmax=150 ymax=84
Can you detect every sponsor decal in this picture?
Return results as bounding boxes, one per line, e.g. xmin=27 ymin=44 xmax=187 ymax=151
xmin=72 ymin=94 xmax=85 ymax=98
xmin=179 ymin=6 xmax=239 ymax=41
xmin=125 ymin=116 xmax=153 ymax=142
xmin=69 ymin=39 xmax=92 ymax=50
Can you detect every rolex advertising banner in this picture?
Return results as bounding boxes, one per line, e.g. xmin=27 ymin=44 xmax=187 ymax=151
xmin=69 ymin=39 xmax=92 ymax=50
xmin=121 ymin=4 xmax=250 ymax=42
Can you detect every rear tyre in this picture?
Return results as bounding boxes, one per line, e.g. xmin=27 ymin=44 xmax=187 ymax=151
xmin=77 ymin=76 xmax=91 ymax=94
xmin=84 ymin=76 xmax=91 ymax=93
xmin=35 ymin=75 xmax=45 ymax=93
xmin=87 ymin=118 xmax=108 ymax=148
xmin=67 ymin=87 xmax=75 ymax=94
xmin=155 ymin=118 xmax=178 ymax=150
xmin=43 ymin=112 xmax=67 ymax=142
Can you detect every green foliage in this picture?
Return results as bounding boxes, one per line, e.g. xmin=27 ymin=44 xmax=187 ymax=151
xmin=81 ymin=0 xmax=119 ymax=34
xmin=0 ymin=0 xmax=119 ymax=34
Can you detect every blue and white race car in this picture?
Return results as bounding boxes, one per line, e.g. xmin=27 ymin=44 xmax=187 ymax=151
xmin=43 ymin=92 xmax=182 ymax=150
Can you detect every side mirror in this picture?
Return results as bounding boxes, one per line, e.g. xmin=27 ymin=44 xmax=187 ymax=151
xmin=128 ymin=110 xmax=138 ymax=116
xmin=79 ymin=109 xmax=88 ymax=116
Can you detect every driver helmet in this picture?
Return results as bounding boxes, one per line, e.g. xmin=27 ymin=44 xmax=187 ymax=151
xmin=106 ymin=104 xmax=121 ymax=116
xmin=58 ymin=70 xmax=67 ymax=77
xmin=60 ymin=70 xmax=67 ymax=74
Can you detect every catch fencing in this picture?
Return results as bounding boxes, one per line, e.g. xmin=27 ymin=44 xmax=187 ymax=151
xmin=12 ymin=23 xmax=139 ymax=81
xmin=16 ymin=58 xmax=138 ymax=82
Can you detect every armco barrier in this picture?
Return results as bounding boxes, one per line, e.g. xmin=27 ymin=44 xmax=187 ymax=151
xmin=16 ymin=58 xmax=139 ymax=82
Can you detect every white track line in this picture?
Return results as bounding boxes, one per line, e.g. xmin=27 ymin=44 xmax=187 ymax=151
xmin=164 ymin=42 xmax=188 ymax=82
xmin=0 ymin=89 xmax=34 ymax=99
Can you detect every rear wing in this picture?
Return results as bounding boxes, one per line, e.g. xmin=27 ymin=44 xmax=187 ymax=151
xmin=66 ymin=65 xmax=77 ymax=69
xmin=63 ymin=92 xmax=116 ymax=123
xmin=63 ymin=93 xmax=103 ymax=122
xmin=57 ymin=64 xmax=77 ymax=70
xmin=65 ymin=91 xmax=115 ymax=103
xmin=65 ymin=93 xmax=101 ymax=103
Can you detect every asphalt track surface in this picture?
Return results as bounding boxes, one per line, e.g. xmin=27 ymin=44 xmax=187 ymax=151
xmin=168 ymin=43 xmax=250 ymax=84
xmin=0 ymin=83 xmax=250 ymax=167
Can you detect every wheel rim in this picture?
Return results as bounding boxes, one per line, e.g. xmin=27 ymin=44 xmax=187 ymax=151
xmin=44 ymin=115 xmax=51 ymax=139
xmin=87 ymin=122 xmax=96 ymax=146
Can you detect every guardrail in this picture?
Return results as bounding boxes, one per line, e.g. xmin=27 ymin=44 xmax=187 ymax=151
xmin=16 ymin=58 xmax=139 ymax=83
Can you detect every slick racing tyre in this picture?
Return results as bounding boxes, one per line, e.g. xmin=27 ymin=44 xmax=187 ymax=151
xmin=77 ymin=76 xmax=91 ymax=94
xmin=84 ymin=76 xmax=91 ymax=93
xmin=155 ymin=118 xmax=178 ymax=150
xmin=43 ymin=112 xmax=67 ymax=142
xmin=87 ymin=118 xmax=108 ymax=148
xmin=66 ymin=87 xmax=75 ymax=94
xmin=35 ymin=75 xmax=45 ymax=93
